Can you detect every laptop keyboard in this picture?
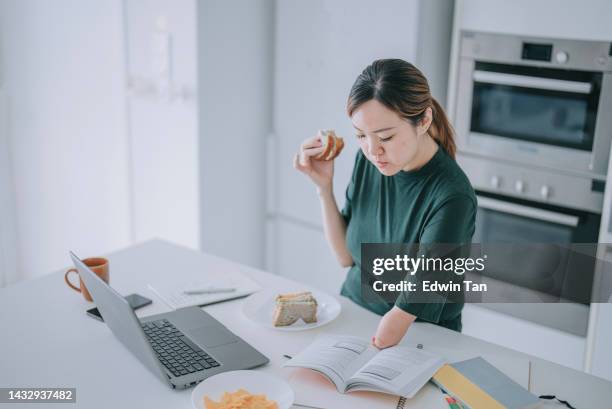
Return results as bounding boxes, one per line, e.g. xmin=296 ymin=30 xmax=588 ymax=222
xmin=142 ymin=319 xmax=220 ymax=377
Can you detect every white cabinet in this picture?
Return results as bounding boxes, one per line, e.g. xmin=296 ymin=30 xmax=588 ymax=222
xmin=0 ymin=87 xmax=19 ymax=287
xmin=588 ymin=303 xmax=612 ymax=380
xmin=462 ymin=305 xmax=586 ymax=370
xmin=273 ymin=218 xmax=345 ymax=295
xmin=197 ymin=0 xmax=273 ymax=269
xmin=454 ymin=0 xmax=612 ymax=41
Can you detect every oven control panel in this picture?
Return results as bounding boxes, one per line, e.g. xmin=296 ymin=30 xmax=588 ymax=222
xmin=458 ymin=152 xmax=604 ymax=214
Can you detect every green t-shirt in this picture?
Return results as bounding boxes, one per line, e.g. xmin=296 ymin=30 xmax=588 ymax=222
xmin=339 ymin=145 xmax=476 ymax=332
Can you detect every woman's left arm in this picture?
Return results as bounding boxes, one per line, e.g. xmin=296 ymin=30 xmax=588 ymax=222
xmin=372 ymin=306 xmax=417 ymax=348
xmin=373 ymin=194 xmax=476 ymax=348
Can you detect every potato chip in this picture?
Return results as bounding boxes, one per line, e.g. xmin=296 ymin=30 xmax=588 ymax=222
xmin=204 ymin=389 xmax=279 ymax=409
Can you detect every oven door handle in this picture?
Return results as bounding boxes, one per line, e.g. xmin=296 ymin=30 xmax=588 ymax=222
xmin=477 ymin=196 xmax=580 ymax=227
xmin=473 ymin=70 xmax=592 ymax=94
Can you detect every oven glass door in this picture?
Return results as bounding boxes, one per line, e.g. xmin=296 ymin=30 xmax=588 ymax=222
xmin=470 ymin=62 xmax=602 ymax=151
xmin=473 ymin=192 xmax=600 ymax=304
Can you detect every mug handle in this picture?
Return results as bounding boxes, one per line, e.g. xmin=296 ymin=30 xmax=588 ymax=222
xmin=64 ymin=268 xmax=81 ymax=293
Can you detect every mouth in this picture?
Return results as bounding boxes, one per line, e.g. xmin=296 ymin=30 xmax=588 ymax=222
xmin=375 ymin=160 xmax=389 ymax=168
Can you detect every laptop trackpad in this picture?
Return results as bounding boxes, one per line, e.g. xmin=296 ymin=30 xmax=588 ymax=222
xmin=188 ymin=326 xmax=239 ymax=348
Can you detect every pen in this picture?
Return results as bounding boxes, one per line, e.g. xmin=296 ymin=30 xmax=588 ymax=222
xmin=183 ymin=287 xmax=237 ymax=295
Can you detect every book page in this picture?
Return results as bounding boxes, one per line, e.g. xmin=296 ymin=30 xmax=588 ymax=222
xmin=349 ymin=346 xmax=446 ymax=397
xmin=283 ymin=335 xmax=378 ymax=391
xmin=288 ymin=368 xmax=404 ymax=409
xmin=289 ymin=368 xmax=449 ymax=409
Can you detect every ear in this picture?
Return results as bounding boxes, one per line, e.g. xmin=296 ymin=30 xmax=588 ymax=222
xmin=417 ymin=107 xmax=433 ymax=136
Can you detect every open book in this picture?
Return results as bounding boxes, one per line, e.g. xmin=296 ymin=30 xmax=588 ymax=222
xmin=282 ymin=335 xmax=446 ymax=398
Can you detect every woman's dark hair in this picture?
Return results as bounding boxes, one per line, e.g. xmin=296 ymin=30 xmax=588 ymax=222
xmin=347 ymin=59 xmax=456 ymax=159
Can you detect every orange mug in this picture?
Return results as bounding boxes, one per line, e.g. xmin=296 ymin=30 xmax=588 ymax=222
xmin=64 ymin=257 xmax=109 ymax=302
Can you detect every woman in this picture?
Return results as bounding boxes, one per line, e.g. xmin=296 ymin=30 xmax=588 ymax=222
xmin=294 ymin=59 xmax=476 ymax=348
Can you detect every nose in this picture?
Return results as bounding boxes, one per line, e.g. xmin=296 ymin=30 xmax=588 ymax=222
xmin=367 ymin=137 xmax=383 ymax=157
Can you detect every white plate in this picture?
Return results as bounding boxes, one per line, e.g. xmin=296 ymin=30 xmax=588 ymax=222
xmin=191 ymin=370 xmax=294 ymax=409
xmin=242 ymin=288 xmax=341 ymax=331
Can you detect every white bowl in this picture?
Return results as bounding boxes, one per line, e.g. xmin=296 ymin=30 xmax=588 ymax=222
xmin=191 ymin=370 xmax=294 ymax=409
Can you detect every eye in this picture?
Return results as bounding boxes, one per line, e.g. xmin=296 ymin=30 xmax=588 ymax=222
xmin=380 ymin=135 xmax=395 ymax=142
xmin=355 ymin=134 xmax=365 ymax=139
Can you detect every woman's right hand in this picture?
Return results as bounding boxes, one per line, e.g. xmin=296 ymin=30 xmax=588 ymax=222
xmin=293 ymin=133 xmax=334 ymax=191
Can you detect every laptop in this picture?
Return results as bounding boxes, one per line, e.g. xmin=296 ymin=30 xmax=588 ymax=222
xmin=70 ymin=252 xmax=269 ymax=389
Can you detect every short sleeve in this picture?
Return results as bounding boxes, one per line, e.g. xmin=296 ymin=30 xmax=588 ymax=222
xmin=394 ymin=194 xmax=476 ymax=323
xmin=340 ymin=151 xmax=362 ymax=225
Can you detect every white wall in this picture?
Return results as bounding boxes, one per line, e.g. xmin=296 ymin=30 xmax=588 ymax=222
xmin=0 ymin=0 xmax=201 ymax=282
xmin=124 ymin=0 xmax=200 ymax=250
xmin=197 ymin=0 xmax=274 ymax=269
xmin=0 ymin=0 xmax=132 ymax=279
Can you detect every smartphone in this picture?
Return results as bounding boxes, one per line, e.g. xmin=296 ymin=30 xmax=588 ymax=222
xmin=86 ymin=293 xmax=152 ymax=322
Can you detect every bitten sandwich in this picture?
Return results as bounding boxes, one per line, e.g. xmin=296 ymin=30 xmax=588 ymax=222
xmin=314 ymin=130 xmax=344 ymax=161
xmin=272 ymin=291 xmax=318 ymax=327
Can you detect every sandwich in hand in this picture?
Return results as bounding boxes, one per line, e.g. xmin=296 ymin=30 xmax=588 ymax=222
xmin=314 ymin=130 xmax=344 ymax=161
xmin=273 ymin=291 xmax=318 ymax=327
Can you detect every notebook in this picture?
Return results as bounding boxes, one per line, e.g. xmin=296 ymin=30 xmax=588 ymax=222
xmin=432 ymin=357 xmax=541 ymax=409
xmin=148 ymin=272 xmax=260 ymax=309
xmin=418 ymin=345 xmax=531 ymax=390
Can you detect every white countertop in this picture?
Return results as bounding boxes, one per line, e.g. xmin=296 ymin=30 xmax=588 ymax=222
xmin=1 ymin=239 xmax=610 ymax=408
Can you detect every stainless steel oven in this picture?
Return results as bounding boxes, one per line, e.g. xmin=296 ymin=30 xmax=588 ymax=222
xmin=452 ymin=31 xmax=612 ymax=336
xmin=454 ymin=31 xmax=612 ymax=177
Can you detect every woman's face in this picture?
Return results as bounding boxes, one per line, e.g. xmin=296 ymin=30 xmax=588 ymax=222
xmin=351 ymin=99 xmax=431 ymax=176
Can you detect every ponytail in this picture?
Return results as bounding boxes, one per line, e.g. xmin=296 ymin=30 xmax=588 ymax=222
xmin=429 ymin=97 xmax=456 ymax=160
